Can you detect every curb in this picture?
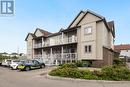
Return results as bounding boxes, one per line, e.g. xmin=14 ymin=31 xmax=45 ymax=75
xmin=46 ymin=74 xmax=130 ymax=83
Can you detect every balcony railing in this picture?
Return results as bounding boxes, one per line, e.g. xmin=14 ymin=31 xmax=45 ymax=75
xmin=34 ymin=53 xmax=78 ymax=65
xmin=34 ymin=53 xmax=77 ymax=61
xmin=44 ymin=36 xmax=77 ymax=47
xmin=63 ymin=36 xmax=77 ymax=44
xmin=34 ymin=43 xmax=42 ymax=48
xmin=34 ymin=36 xmax=77 ymax=48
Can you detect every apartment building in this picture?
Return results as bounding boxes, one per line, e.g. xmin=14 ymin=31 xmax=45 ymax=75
xmin=114 ymin=44 xmax=130 ymax=61
xmin=25 ymin=10 xmax=115 ymax=67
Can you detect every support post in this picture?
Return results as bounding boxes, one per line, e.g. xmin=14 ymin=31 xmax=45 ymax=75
xmin=42 ymin=49 xmax=44 ymax=62
xmin=61 ymin=46 xmax=63 ymax=64
xmin=50 ymin=48 xmax=53 ymax=65
xmin=62 ymin=32 xmax=64 ymax=44
xmin=42 ymin=37 xmax=44 ymax=47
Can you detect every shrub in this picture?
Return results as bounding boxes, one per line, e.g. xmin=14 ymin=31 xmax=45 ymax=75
xmin=49 ymin=63 xmax=130 ymax=81
xmin=75 ymin=60 xmax=92 ymax=67
xmin=59 ymin=63 xmax=78 ymax=69
xmin=113 ymin=58 xmax=124 ymax=66
xmin=101 ymin=66 xmax=130 ymax=80
xmin=49 ymin=67 xmax=82 ymax=78
xmin=75 ymin=61 xmax=83 ymax=67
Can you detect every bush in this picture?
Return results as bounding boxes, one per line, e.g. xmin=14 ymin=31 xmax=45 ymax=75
xmin=49 ymin=63 xmax=130 ymax=81
xmin=59 ymin=63 xmax=78 ymax=69
xmin=75 ymin=60 xmax=92 ymax=67
xmin=49 ymin=67 xmax=98 ymax=79
xmin=101 ymin=66 xmax=130 ymax=80
xmin=113 ymin=58 xmax=124 ymax=66
xmin=75 ymin=61 xmax=83 ymax=67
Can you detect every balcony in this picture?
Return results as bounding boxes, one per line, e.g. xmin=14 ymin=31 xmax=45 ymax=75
xmin=44 ymin=36 xmax=77 ymax=47
xmin=63 ymin=36 xmax=77 ymax=44
xmin=34 ymin=55 xmax=42 ymax=58
xmin=34 ymin=53 xmax=78 ymax=60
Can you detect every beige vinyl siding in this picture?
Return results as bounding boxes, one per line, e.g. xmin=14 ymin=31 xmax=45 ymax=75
xmin=96 ymin=21 xmax=103 ymax=60
xmin=27 ymin=34 xmax=33 ymax=59
xmin=70 ymin=12 xmax=85 ymax=28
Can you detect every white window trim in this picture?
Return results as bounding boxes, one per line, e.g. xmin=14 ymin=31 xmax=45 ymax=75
xmin=84 ymin=26 xmax=92 ymax=35
xmin=85 ymin=45 xmax=92 ymax=53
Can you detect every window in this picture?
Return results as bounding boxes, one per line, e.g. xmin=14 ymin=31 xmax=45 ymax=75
xmin=84 ymin=27 xmax=92 ymax=35
xmin=88 ymin=45 xmax=92 ymax=53
xmin=85 ymin=45 xmax=92 ymax=53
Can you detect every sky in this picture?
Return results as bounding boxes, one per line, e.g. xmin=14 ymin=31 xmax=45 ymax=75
xmin=0 ymin=0 xmax=130 ymax=54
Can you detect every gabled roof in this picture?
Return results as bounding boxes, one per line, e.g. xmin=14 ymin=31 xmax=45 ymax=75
xmin=76 ymin=10 xmax=104 ymax=26
xmin=114 ymin=44 xmax=130 ymax=50
xmin=68 ymin=10 xmax=104 ymax=29
xmin=25 ymin=33 xmax=35 ymax=41
xmin=67 ymin=10 xmax=115 ymax=38
xmin=68 ymin=11 xmax=86 ymax=28
xmin=34 ymin=28 xmax=52 ymax=37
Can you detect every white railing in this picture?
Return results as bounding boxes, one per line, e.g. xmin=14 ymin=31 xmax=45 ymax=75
xmin=63 ymin=36 xmax=77 ymax=44
xmin=44 ymin=36 xmax=77 ymax=47
xmin=34 ymin=55 xmax=42 ymax=58
xmin=34 ymin=53 xmax=78 ymax=64
xmin=34 ymin=43 xmax=42 ymax=48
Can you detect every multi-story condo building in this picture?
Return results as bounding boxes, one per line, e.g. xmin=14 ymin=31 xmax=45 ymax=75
xmin=25 ymin=10 xmax=115 ymax=67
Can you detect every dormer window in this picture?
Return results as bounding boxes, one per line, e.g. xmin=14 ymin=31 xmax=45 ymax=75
xmin=84 ymin=27 xmax=92 ymax=35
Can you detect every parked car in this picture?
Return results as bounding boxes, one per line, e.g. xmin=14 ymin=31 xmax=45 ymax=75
xmin=1 ymin=59 xmax=12 ymax=67
xmin=9 ymin=60 xmax=20 ymax=70
xmin=17 ymin=60 xmax=45 ymax=71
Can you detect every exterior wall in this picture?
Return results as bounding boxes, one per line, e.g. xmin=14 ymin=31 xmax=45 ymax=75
xmin=120 ymin=50 xmax=130 ymax=57
xmin=27 ymin=35 xmax=33 ymax=59
xmin=102 ymin=22 xmax=109 ymax=47
xmin=96 ymin=21 xmax=103 ymax=60
xmin=109 ymin=33 xmax=114 ymax=49
xmin=102 ymin=23 xmax=114 ymax=49
xmin=80 ymin=22 xmax=96 ymax=60
xmin=77 ymin=13 xmax=102 ymax=60
xmin=92 ymin=47 xmax=114 ymax=67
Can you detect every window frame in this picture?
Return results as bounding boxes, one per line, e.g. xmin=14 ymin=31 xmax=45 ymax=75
xmin=84 ymin=45 xmax=92 ymax=53
xmin=84 ymin=26 xmax=92 ymax=35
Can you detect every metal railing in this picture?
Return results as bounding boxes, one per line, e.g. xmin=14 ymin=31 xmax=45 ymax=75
xmin=34 ymin=43 xmax=42 ymax=48
xmin=34 ymin=53 xmax=78 ymax=65
xmin=44 ymin=36 xmax=77 ymax=46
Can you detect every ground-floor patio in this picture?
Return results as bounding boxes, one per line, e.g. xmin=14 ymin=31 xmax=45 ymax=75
xmin=34 ymin=44 xmax=78 ymax=65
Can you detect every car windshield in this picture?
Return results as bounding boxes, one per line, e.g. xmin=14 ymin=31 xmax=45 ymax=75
xmin=19 ymin=61 xmax=27 ymax=64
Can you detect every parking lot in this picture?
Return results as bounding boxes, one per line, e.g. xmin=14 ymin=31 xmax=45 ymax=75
xmin=0 ymin=66 xmax=130 ymax=87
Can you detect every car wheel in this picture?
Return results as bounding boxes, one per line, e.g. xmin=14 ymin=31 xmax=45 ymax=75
xmin=25 ymin=66 xmax=30 ymax=71
xmin=40 ymin=65 xmax=45 ymax=68
xmin=10 ymin=67 xmax=13 ymax=70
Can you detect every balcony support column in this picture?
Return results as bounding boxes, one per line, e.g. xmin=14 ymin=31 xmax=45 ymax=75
xmin=32 ymin=39 xmax=35 ymax=59
xmin=50 ymin=48 xmax=53 ymax=65
xmin=42 ymin=37 xmax=44 ymax=47
xmin=61 ymin=46 xmax=63 ymax=64
xmin=42 ymin=49 xmax=44 ymax=60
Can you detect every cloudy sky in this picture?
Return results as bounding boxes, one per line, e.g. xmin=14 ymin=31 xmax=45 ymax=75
xmin=0 ymin=0 xmax=130 ymax=53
